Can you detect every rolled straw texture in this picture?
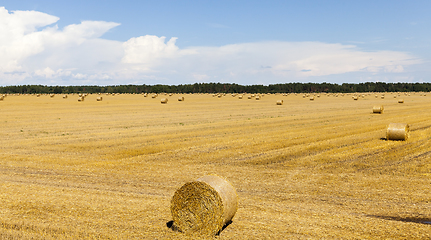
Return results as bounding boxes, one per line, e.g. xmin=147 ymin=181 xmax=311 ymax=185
xmin=161 ymin=98 xmax=168 ymax=104
xmin=386 ymin=123 xmax=409 ymax=141
xmin=171 ymin=175 xmax=238 ymax=236
xmin=276 ymin=100 xmax=283 ymax=105
xmin=372 ymin=105 xmax=384 ymax=114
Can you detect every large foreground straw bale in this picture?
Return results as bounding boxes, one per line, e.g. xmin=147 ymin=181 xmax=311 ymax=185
xmin=386 ymin=123 xmax=409 ymax=141
xmin=171 ymin=175 xmax=238 ymax=236
xmin=372 ymin=105 xmax=384 ymax=114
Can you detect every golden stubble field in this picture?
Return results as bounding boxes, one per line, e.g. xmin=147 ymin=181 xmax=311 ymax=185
xmin=1 ymin=92 xmax=430 ymax=239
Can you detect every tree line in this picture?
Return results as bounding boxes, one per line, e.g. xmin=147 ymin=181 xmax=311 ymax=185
xmin=1 ymin=82 xmax=431 ymax=94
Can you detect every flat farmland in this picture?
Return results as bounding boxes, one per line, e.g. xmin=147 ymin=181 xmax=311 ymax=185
xmin=1 ymin=93 xmax=430 ymax=239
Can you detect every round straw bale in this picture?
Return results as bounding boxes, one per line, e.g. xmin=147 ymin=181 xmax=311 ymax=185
xmin=178 ymin=96 xmax=184 ymax=101
xmin=276 ymin=100 xmax=283 ymax=105
xmin=255 ymin=96 xmax=260 ymax=100
xmin=238 ymin=95 xmax=243 ymax=99
xmin=63 ymin=95 xmax=68 ymax=99
xmin=0 ymin=96 xmax=4 ymax=101
xmin=372 ymin=105 xmax=384 ymax=114
xmin=386 ymin=123 xmax=409 ymax=141
xmin=97 ymin=97 xmax=103 ymax=101
xmin=398 ymin=99 xmax=404 ymax=103
xmin=50 ymin=94 xmax=55 ymax=98
xmin=78 ymin=97 xmax=84 ymax=102
xmin=152 ymin=94 xmax=157 ymax=98
xmin=309 ymin=96 xmax=314 ymax=100
xmin=161 ymin=98 xmax=168 ymax=104
xmin=353 ymin=96 xmax=358 ymax=100
xmin=171 ymin=175 xmax=238 ymax=236
xmin=247 ymin=95 xmax=252 ymax=99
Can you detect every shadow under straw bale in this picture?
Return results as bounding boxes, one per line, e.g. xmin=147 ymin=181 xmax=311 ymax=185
xmin=367 ymin=215 xmax=431 ymax=225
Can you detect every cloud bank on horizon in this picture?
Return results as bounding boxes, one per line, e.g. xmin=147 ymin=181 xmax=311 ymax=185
xmin=0 ymin=6 xmax=423 ymax=86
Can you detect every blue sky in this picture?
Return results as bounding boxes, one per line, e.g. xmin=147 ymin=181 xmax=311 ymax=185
xmin=1 ymin=1 xmax=430 ymax=86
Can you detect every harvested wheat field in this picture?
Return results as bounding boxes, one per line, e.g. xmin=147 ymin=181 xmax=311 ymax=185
xmin=1 ymin=93 xmax=430 ymax=239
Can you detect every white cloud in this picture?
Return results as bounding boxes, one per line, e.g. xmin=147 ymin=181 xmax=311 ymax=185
xmin=122 ymin=35 xmax=180 ymax=65
xmin=0 ymin=6 xmax=423 ymax=85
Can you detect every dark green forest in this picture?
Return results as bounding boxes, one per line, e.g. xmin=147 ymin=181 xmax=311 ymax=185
xmin=1 ymin=82 xmax=431 ymax=94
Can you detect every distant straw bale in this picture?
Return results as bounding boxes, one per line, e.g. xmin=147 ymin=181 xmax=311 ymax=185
xmin=152 ymin=94 xmax=158 ymax=98
xmin=50 ymin=94 xmax=55 ymax=98
xmin=63 ymin=95 xmax=68 ymax=99
xmin=372 ymin=105 xmax=384 ymax=114
xmin=309 ymin=96 xmax=314 ymax=101
xmin=238 ymin=95 xmax=243 ymax=99
xmin=161 ymin=98 xmax=168 ymax=104
xmin=97 ymin=97 xmax=103 ymax=101
xmin=78 ymin=97 xmax=84 ymax=102
xmin=171 ymin=175 xmax=238 ymax=236
xmin=386 ymin=123 xmax=409 ymax=141
xmin=276 ymin=100 xmax=283 ymax=105
xmin=255 ymin=96 xmax=260 ymax=100
xmin=0 ymin=96 xmax=4 ymax=101
xmin=178 ymin=96 xmax=184 ymax=101
xmin=398 ymin=99 xmax=404 ymax=103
